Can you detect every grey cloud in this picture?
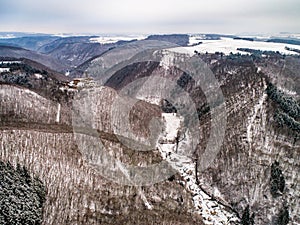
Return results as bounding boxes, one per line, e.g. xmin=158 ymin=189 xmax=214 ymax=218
xmin=0 ymin=0 xmax=299 ymax=34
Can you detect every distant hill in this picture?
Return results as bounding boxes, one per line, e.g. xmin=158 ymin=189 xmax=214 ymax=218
xmin=37 ymin=36 xmax=96 ymax=53
xmin=0 ymin=57 xmax=71 ymax=102
xmin=0 ymin=35 xmax=143 ymax=74
xmin=146 ymin=34 xmax=189 ymax=46
xmin=0 ymin=45 xmax=67 ymax=72
xmin=0 ymin=35 xmax=59 ymax=51
xmin=43 ymin=42 xmax=115 ymax=68
xmin=267 ymin=38 xmax=300 ymax=46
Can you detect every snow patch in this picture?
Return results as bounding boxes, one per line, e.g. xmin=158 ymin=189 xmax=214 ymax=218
xmin=162 ymin=113 xmax=181 ymax=141
xmin=138 ymin=187 xmax=153 ymax=210
xmin=0 ymin=68 xmax=10 ymax=73
xmin=159 ymin=51 xmax=176 ymax=70
xmin=257 ymin=67 xmax=262 ymax=73
xmin=278 ymin=86 xmax=297 ymax=96
xmin=56 ymin=103 xmax=61 ymax=123
xmin=0 ymin=61 xmax=21 ymax=64
xmin=136 ymin=95 xmax=161 ymax=105
xmin=34 ymin=73 xmax=43 ymax=79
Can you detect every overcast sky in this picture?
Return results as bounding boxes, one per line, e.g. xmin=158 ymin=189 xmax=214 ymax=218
xmin=0 ymin=0 xmax=299 ymax=35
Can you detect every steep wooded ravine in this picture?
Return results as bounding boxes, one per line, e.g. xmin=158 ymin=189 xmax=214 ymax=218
xmin=0 ymin=84 xmax=203 ymax=224
xmin=0 ymin=52 xmax=299 ymax=225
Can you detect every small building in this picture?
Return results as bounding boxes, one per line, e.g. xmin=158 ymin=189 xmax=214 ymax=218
xmin=67 ymin=77 xmax=95 ymax=89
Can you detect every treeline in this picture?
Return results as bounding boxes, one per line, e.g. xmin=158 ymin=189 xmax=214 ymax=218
xmin=233 ymin=37 xmax=254 ymax=42
xmin=226 ymin=52 xmax=256 ymax=64
xmin=285 ymin=46 xmax=300 ymax=54
xmin=237 ymin=48 xmax=283 ymax=57
xmin=0 ymin=161 xmax=46 ymax=225
xmin=0 ymin=62 xmax=48 ymax=75
xmin=266 ymin=83 xmax=300 ymax=119
xmin=267 ymin=38 xmax=300 ymax=46
xmin=274 ymin=111 xmax=300 ymax=133
xmin=266 ymin=83 xmax=300 ymax=134
xmin=270 ymin=161 xmax=285 ymax=197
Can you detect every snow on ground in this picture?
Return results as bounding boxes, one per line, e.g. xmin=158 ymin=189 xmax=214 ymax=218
xmin=0 ymin=68 xmax=10 ymax=73
xmin=34 ymin=73 xmax=43 ymax=79
xmin=0 ymin=34 xmax=16 ymax=39
xmin=90 ymin=35 xmax=146 ymax=44
xmin=257 ymin=67 xmax=262 ymax=73
xmin=0 ymin=61 xmax=21 ymax=64
xmin=56 ymin=103 xmax=61 ymax=123
xmin=161 ymin=113 xmax=181 ymax=141
xmin=184 ymin=37 xmax=300 ymax=55
xmin=136 ymin=95 xmax=161 ymax=105
xmin=278 ymin=86 xmax=297 ymax=96
xmin=188 ymin=34 xmax=208 ymax=45
xmin=247 ymin=82 xmax=267 ymax=146
xmin=157 ymin=113 xmax=239 ymax=224
xmin=159 ymin=50 xmax=177 ymax=70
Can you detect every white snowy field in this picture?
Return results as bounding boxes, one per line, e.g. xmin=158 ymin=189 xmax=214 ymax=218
xmin=186 ymin=36 xmax=300 ymax=55
xmin=89 ymin=35 xmax=146 ymax=44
